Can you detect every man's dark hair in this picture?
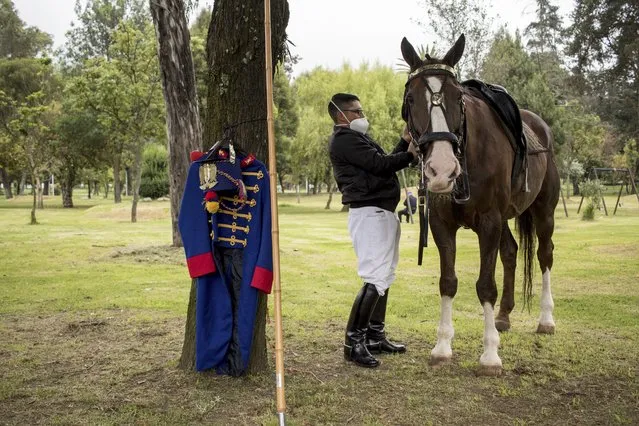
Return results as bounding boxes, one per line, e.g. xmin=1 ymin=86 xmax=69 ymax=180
xmin=328 ymin=93 xmax=360 ymax=123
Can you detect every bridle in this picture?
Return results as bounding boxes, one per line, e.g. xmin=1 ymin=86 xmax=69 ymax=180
xmin=402 ymin=63 xmax=466 ymax=157
xmin=402 ymin=63 xmax=470 ymax=264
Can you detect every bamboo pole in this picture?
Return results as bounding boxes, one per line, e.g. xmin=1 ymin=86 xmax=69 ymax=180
xmin=263 ymin=1 xmax=286 ymax=424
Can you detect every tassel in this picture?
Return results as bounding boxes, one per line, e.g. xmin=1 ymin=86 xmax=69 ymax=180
xmin=204 ymin=191 xmax=219 ymax=213
xmin=205 ymin=200 xmax=219 ymax=213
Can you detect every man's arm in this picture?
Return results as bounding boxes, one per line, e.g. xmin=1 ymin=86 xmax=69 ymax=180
xmin=333 ymin=133 xmax=413 ymax=175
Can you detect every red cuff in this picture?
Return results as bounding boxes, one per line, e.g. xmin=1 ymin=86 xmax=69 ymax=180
xmin=186 ymin=252 xmax=216 ymax=278
xmin=250 ymin=266 xmax=273 ymax=294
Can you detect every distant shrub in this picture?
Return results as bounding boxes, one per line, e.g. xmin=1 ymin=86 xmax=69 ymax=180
xmin=139 ymin=144 xmax=169 ymax=199
xmin=579 ymin=179 xmax=603 ymax=221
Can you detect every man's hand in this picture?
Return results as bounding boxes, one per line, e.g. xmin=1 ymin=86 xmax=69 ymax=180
xmin=406 ymin=142 xmax=419 ymax=166
xmin=401 ymin=125 xmax=413 ymax=143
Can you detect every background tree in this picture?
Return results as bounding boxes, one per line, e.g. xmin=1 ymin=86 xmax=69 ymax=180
xmin=273 ymin=64 xmax=298 ymax=192
xmin=150 ymin=0 xmax=202 ymax=248
xmin=415 ymin=0 xmax=493 ymax=79
xmin=53 ymin=108 xmax=108 ymax=207
xmin=568 ymin=0 xmax=639 ymax=142
xmin=63 ymin=0 xmax=149 ymax=203
xmin=67 ymin=20 xmax=164 ymax=222
xmin=0 ymin=0 xmax=52 ymax=199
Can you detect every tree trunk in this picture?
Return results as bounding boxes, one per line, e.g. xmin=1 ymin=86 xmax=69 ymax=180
xmin=131 ymin=145 xmax=143 ymax=223
xmin=325 ymin=183 xmax=334 ymax=210
xmin=296 ymin=183 xmax=300 ymax=203
xmin=113 ymin=153 xmax=122 ymax=203
xmin=150 ymin=0 xmax=203 ymax=249
xmin=125 ymin=166 xmax=132 ymax=197
xmin=0 ymin=168 xmax=13 ymax=199
xmin=60 ymin=165 xmax=75 ymax=208
xmin=30 ymin=182 xmax=37 ymax=225
xmin=43 ymin=177 xmax=50 ymax=196
xmin=19 ymin=172 xmax=26 ymax=195
xmin=278 ymin=173 xmax=285 ymax=193
xmin=36 ymin=176 xmax=44 ymax=209
xmin=171 ymin=0 xmax=289 ymax=374
xmin=87 ymin=180 xmax=92 ymax=199
xmin=93 ymin=180 xmax=100 ymax=196
xmin=104 ymin=180 xmax=110 ymax=198
xmin=571 ymin=176 xmax=580 ymax=197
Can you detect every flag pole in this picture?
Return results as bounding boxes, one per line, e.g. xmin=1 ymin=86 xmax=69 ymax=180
xmin=264 ymin=0 xmax=286 ymax=424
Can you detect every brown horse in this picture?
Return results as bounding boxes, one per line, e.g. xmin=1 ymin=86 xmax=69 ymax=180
xmin=401 ymin=35 xmax=560 ymax=376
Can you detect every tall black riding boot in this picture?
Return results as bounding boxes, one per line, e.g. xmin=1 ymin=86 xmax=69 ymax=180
xmin=344 ymin=283 xmax=380 ymax=368
xmin=366 ymin=289 xmax=407 ymax=354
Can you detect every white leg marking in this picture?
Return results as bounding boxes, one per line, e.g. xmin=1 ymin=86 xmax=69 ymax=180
xmin=431 ymin=296 xmax=454 ymax=360
xmin=538 ymin=268 xmax=555 ymax=327
xmin=479 ymin=302 xmax=502 ymax=368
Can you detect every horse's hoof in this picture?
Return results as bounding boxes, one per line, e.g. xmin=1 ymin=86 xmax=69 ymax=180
xmin=495 ymin=318 xmax=511 ymax=332
xmin=536 ymin=324 xmax=555 ymax=334
xmin=428 ymin=355 xmax=451 ymax=367
xmin=476 ymin=365 xmax=502 ymax=377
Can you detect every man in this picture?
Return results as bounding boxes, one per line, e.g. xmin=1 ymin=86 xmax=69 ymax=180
xmin=398 ymin=191 xmax=417 ymax=223
xmin=328 ymin=92 xmax=417 ymax=368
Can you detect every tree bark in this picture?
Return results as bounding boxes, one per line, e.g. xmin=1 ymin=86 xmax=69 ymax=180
xmin=30 ymin=183 xmax=37 ymax=224
xmin=150 ymin=0 xmax=203 ymax=248
xmin=0 ymin=168 xmax=13 ymax=199
xmin=43 ymin=177 xmax=50 ymax=196
xmin=87 ymin=180 xmax=92 ymax=199
xmin=205 ymin=0 xmax=289 ymax=374
xmin=113 ymin=153 xmax=122 ymax=203
xmin=130 ymin=145 xmax=143 ymax=223
xmin=36 ymin=175 xmax=44 ymax=209
xmin=18 ymin=172 xmax=26 ymax=195
xmin=60 ymin=165 xmax=75 ymax=208
xmin=325 ymin=183 xmax=334 ymax=210
xmin=125 ymin=166 xmax=132 ymax=196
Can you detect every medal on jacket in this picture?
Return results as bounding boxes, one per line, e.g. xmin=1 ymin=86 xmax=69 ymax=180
xmin=199 ymin=163 xmax=218 ymax=190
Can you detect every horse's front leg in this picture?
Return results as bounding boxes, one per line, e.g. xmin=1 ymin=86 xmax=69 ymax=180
xmin=429 ymin=214 xmax=458 ymax=366
xmin=476 ymin=214 xmax=503 ymax=376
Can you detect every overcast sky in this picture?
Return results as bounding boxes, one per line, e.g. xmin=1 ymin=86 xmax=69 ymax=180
xmin=13 ymin=0 xmax=575 ymax=76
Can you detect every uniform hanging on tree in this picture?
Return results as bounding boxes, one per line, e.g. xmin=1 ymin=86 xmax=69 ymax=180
xmin=178 ymin=143 xmax=273 ymax=376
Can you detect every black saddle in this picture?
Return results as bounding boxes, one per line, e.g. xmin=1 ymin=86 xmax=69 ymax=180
xmin=461 ymin=79 xmax=527 ymax=185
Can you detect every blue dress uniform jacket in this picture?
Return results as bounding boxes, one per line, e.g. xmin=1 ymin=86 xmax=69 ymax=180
xmin=178 ymin=151 xmax=273 ymax=374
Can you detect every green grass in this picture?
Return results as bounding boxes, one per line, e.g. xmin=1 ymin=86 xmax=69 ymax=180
xmin=1 ymin=189 xmax=638 ymax=425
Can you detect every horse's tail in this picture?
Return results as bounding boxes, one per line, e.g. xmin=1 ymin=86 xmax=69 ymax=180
xmin=516 ymin=209 xmax=536 ymax=310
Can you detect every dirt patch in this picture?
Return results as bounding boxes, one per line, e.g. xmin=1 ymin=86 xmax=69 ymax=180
xmin=107 ymin=245 xmax=186 ymax=266
xmin=84 ymin=202 xmax=170 ymax=221
xmin=1 ymin=313 xmax=637 ymax=425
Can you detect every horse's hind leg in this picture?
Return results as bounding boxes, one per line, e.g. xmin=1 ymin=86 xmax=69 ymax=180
xmin=532 ymin=207 xmax=556 ymax=334
xmin=496 ymin=221 xmax=517 ymax=332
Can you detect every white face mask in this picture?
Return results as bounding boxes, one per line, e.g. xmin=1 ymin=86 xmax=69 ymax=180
xmin=331 ymin=100 xmax=370 ymax=134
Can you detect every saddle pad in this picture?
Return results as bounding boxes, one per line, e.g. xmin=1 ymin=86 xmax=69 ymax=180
xmin=522 ymin=123 xmax=547 ymax=154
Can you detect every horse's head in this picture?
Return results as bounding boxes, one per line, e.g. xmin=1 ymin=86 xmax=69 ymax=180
xmin=401 ymin=35 xmax=465 ymax=194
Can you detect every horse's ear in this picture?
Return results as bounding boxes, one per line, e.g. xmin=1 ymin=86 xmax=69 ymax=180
xmin=401 ymin=37 xmax=421 ymax=71
xmin=442 ymin=33 xmax=465 ymax=68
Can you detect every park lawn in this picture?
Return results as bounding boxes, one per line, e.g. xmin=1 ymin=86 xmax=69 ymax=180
xmin=0 ymin=190 xmax=638 ymax=425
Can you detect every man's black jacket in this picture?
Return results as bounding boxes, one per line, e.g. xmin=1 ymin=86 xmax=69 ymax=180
xmin=329 ymin=126 xmax=413 ymax=212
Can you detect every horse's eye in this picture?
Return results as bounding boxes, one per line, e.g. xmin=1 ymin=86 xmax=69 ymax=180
xmin=406 ymin=95 xmax=414 ymax=105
